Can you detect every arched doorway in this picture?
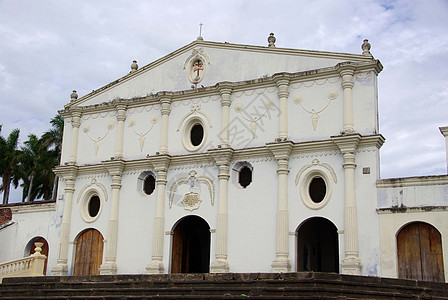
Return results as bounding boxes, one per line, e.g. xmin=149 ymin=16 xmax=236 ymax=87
xmin=27 ymin=237 xmax=49 ymax=275
xmin=171 ymin=215 xmax=210 ymax=273
xmin=397 ymin=222 xmax=445 ymax=282
xmin=73 ymin=228 xmax=104 ymax=276
xmin=297 ymin=217 xmax=339 ymax=273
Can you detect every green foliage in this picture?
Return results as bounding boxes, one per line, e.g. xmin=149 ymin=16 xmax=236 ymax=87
xmin=0 ymin=114 xmax=63 ymax=203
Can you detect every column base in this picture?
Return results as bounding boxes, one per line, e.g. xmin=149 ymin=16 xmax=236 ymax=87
xmin=100 ymin=262 xmax=117 ymax=275
xmin=146 ymin=261 xmax=165 ymax=274
xmin=271 ymin=258 xmax=291 ymax=273
xmin=341 ymin=257 xmax=362 ymax=275
xmin=51 ymin=263 xmax=68 ymax=276
xmin=210 ymin=259 xmax=229 ymax=273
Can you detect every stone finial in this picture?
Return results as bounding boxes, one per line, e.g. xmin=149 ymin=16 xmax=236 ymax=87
xmin=362 ymin=39 xmax=371 ymax=56
xmin=70 ymin=90 xmax=78 ymax=101
xmin=131 ymin=60 xmax=138 ymax=72
xmin=268 ymin=33 xmax=276 ymax=48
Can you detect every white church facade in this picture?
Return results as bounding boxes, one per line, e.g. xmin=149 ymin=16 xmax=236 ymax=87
xmin=1 ymin=34 xmax=447 ymax=282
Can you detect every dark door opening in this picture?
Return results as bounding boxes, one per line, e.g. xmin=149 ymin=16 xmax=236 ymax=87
xmin=171 ymin=215 xmax=210 ymax=273
xmin=297 ymin=217 xmax=339 ymax=273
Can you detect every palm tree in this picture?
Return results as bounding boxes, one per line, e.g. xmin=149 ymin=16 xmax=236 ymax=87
xmin=0 ymin=129 xmax=21 ymax=204
xmin=41 ymin=114 xmax=64 ymax=200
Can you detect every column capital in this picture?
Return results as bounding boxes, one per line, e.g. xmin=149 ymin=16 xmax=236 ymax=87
xmin=337 ymin=62 xmax=356 ymax=76
xmin=218 ymin=83 xmax=233 ymax=107
xmin=102 ymin=159 xmax=125 ymax=177
xmin=152 ymin=154 xmax=171 ymax=173
xmin=266 ymin=141 xmax=293 ymax=161
xmin=53 ymin=165 xmax=78 ymax=181
xmin=331 ymin=134 xmax=361 ymax=154
xmin=157 ymin=92 xmax=173 ymax=115
xmin=70 ymin=107 xmax=82 ymax=128
xmin=272 ymin=73 xmax=291 ymax=87
xmin=115 ymin=102 xmax=127 ymax=121
xmin=208 ymin=148 xmax=234 ymax=166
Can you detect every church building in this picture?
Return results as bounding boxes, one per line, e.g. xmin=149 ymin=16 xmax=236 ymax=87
xmin=1 ymin=34 xmax=447 ymax=282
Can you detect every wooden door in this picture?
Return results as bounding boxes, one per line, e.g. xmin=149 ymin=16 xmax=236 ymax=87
xmin=397 ymin=222 xmax=445 ymax=282
xmin=73 ymin=229 xmax=104 ymax=276
xmin=171 ymin=222 xmax=183 ymax=273
xmin=29 ymin=237 xmax=49 ymax=275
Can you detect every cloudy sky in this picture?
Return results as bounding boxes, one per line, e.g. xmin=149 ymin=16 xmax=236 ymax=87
xmin=1 ymin=0 xmax=448 ymax=202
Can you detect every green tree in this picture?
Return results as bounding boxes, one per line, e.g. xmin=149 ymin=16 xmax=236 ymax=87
xmin=41 ymin=114 xmax=64 ymax=200
xmin=0 ymin=129 xmax=21 ymax=204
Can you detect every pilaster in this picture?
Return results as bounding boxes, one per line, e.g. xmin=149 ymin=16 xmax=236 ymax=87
xmin=332 ymin=134 xmax=362 ymax=275
xmin=158 ymin=93 xmax=172 ymax=155
xmin=266 ymin=141 xmax=293 ymax=272
xmin=51 ymin=165 xmax=78 ymax=276
xmin=100 ymin=159 xmax=125 ymax=275
xmin=208 ymin=147 xmax=234 ymax=272
xmin=273 ymin=74 xmax=291 ymax=140
xmin=218 ymin=82 xmax=233 ymax=148
xmin=114 ymin=102 xmax=127 ymax=159
xmin=68 ymin=108 xmax=82 ymax=164
xmin=338 ymin=64 xmax=356 ymax=135
xmin=146 ymin=155 xmax=171 ymax=274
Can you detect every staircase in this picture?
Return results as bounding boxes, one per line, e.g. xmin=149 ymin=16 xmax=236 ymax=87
xmin=1 ymin=272 xmax=447 ymax=299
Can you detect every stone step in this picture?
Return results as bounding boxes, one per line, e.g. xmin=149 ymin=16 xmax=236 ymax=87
xmin=1 ymin=272 xmax=447 ymax=299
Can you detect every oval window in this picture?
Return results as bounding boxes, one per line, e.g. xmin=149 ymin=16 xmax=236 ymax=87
xmin=190 ymin=123 xmax=204 ymax=146
xmin=88 ymin=195 xmax=101 ymax=218
xmin=309 ymin=177 xmax=326 ymax=203
xmin=239 ymin=166 xmax=252 ymax=188
xmin=143 ymin=174 xmax=156 ymax=195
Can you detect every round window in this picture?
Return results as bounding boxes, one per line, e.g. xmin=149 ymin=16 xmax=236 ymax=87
xmin=299 ymin=170 xmax=333 ymax=210
xmin=181 ymin=116 xmax=207 ymax=152
xmin=88 ymin=195 xmax=101 ymax=217
xmin=190 ymin=123 xmax=204 ymax=146
xmin=143 ymin=174 xmax=156 ymax=195
xmin=309 ymin=177 xmax=326 ymax=203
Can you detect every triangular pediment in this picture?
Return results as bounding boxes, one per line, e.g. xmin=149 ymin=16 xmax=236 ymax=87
xmin=67 ymin=39 xmax=374 ymax=108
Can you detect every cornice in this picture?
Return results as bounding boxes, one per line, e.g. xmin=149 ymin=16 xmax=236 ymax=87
xmin=208 ymin=148 xmax=235 ymax=166
xmin=10 ymin=202 xmax=56 ymax=214
xmin=377 ymin=174 xmax=448 ymax=188
xmin=377 ymin=205 xmax=448 ymax=215
xmin=266 ymin=141 xmax=294 ymax=160
xmin=62 ymin=53 xmax=381 ymax=115
xmin=63 ymin=134 xmax=383 ymax=177
xmin=331 ymin=134 xmax=362 ymax=153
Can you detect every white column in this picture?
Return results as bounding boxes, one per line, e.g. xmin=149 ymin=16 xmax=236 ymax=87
xmin=114 ymin=103 xmax=127 ymax=159
xmin=100 ymin=161 xmax=124 ymax=275
xmin=267 ymin=141 xmax=293 ymax=272
xmin=209 ymin=148 xmax=234 ymax=273
xmin=340 ymin=66 xmax=355 ymax=134
xmin=69 ymin=108 xmax=82 ymax=164
xmin=332 ymin=134 xmax=362 ymax=275
xmin=218 ymin=84 xmax=233 ymax=147
xmin=440 ymin=127 xmax=448 ymax=173
xmin=159 ymin=94 xmax=172 ymax=155
xmin=146 ymin=156 xmax=171 ymax=273
xmin=51 ymin=167 xmax=78 ymax=276
xmin=274 ymin=75 xmax=290 ymax=140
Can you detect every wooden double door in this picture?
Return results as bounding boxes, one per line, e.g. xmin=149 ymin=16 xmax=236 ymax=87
xmin=397 ymin=222 xmax=444 ymax=282
xmin=73 ymin=229 xmax=104 ymax=276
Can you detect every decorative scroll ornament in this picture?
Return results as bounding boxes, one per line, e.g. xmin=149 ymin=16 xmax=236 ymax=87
xmin=169 ymin=170 xmax=215 ymax=211
xmin=295 ymin=159 xmax=337 ymax=185
xmin=177 ymin=104 xmax=213 ymax=131
xmin=294 ymin=89 xmax=339 ymax=131
xmin=184 ymin=48 xmax=211 ymax=84
xmin=76 ymin=178 xmax=108 ymax=204
xmin=83 ymin=120 xmax=115 ymax=156
xmin=234 ymin=99 xmax=275 ymax=137
xmin=128 ymin=114 xmax=159 ymax=151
